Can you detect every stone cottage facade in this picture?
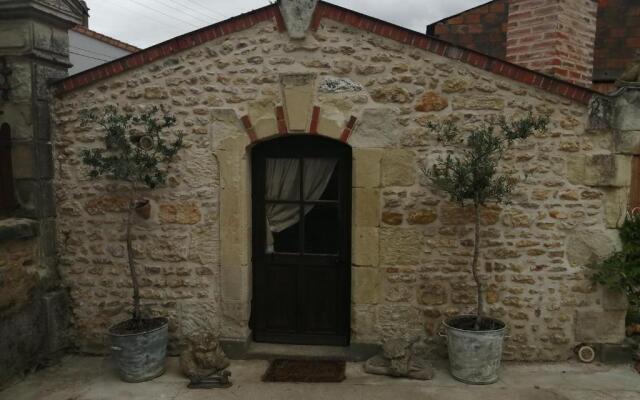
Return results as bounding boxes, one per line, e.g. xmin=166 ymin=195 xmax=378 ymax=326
xmin=48 ymin=0 xmax=636 ymax=361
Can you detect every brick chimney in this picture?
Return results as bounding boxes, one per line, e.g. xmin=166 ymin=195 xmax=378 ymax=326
xmin=506 ymin=0 xmax=598 ymax=87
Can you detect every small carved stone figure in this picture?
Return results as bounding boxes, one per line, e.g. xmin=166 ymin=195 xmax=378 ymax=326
xmin=616 ymin=54 xmax=640 ymax=86
xmin=180 ymin=333 xmax=231 ymax=388
xmin=364 ymin=338 xmax=435 ymax=380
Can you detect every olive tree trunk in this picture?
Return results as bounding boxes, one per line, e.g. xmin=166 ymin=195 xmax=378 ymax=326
xmin=472 ymin=203 xmax=484 ymax=330
xmin=127 ymin=197 xmax=141 ymax=323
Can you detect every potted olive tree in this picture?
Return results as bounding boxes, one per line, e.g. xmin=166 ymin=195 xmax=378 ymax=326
xmin=80 ymin=105 xmax=183 ymax=382
xmin=423 ymin=113 xmax=548 ymax=384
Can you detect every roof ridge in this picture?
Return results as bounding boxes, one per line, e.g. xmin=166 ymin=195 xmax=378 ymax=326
xmin=53 ymin=1 xmax=600 ymax=105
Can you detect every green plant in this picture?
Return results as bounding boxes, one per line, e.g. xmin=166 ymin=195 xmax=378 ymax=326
xmin=80 ymin=105 xmax=183 ymax=326
xmin=422 ymin=113 xmax=549 ymax=330
xmin=590 ymin=211 xmax=640 ymax=310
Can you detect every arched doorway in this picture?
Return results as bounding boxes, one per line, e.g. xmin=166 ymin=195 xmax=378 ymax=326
xmin=250 ymin=135 xmax=352 ymax=346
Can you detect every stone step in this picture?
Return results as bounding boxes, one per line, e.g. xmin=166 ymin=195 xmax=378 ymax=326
xmin=223 ymin=341 xmax=379 ymax=362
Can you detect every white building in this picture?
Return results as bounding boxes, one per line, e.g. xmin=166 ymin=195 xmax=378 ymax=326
xmin=68 ymin=25 xmax=139 ymax=75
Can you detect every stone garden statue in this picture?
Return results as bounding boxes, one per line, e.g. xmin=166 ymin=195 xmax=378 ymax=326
xmin=179 ymin=333 xmax=232 ymax=388
xmin=364 ymin=338 xmax=435 ymax=380
xmin=617 ymin=53 xmax=640 ymax=85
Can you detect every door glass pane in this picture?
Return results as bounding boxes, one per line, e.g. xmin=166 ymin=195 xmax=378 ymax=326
xmin=266 ymin=158 xmax=300 ymax=201
xmin=303 ymin=158 xmax=338 ymax=200
xmin=304 ymin=204 xmax=339 ymax=254
xmin=266 ymin=203 xmax=300 ymax=253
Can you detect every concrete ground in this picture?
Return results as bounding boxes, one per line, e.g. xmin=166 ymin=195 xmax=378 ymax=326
xmin=1 ymin=356 xmax=638 ymax=400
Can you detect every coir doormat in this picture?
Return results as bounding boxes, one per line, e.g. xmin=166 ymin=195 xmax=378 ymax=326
xmin=262 ymin=359 xmax=346 ymax=383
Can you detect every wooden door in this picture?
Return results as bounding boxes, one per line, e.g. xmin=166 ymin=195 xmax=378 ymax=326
xmin=250 ymin=135 xmax=352 ymax=346
xmin=0 ymin=123 xmax=17 ymax=212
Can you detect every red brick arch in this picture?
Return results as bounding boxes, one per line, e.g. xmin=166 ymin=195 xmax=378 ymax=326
xmin=240 ymin=105 xmax=357 ymax=144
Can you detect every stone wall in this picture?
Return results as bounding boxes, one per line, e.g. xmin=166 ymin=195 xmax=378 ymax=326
xmin=54 ymin=129 xmax=220 ymax=352
xmin=0 ymin=220 xmax=70 ymax=386
xmin=52 ymin=16 xmax=626 ymax=360
xmin=0 ymin=0 xmax=86 ymax=386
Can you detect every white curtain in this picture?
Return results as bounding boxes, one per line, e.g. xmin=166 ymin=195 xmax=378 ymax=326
xmin=265 ymin=158 xmax=337 ymax=253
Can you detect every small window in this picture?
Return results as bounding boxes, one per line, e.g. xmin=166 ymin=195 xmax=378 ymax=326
xmin=0 ymin=123 xmax=17 ymax=212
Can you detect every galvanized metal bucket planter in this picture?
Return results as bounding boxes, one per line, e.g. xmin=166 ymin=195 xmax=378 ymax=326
xmin=109 ymin=317 xmax=169 ymax=383
xmin=442 ymin=315 xmax=506 ymax=385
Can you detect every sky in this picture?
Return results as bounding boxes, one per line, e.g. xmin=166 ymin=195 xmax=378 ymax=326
xmin=84 ymin=0 xmax=489 ymax=49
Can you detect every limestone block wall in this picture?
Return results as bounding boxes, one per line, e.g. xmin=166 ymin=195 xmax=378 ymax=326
xmin=52 ymin=17 xmax=625 ymax=360
xmin=1 ymin=1 xmax=86 ymax=385
xmin=0 ymin=220 xmax=69 ymax=385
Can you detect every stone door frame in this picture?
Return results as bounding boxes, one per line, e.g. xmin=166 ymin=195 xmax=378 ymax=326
xmin=216 ymin=73 xmax=381 ymax=346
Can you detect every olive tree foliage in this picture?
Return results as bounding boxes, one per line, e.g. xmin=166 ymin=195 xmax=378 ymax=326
xmin=590 ymin=211 xmax=640 ymax=315
xmin=422 ymin=113 xmax=549 ymax=329
xmin=80 ymin=105 xmax=183 ymax=188
xmin=80 ymin=105 xmax=184 ymax=325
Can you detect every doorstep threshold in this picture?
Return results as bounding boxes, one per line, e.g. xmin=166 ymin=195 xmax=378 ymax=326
xmin=224 ymin=341 xmax=379 ymax=362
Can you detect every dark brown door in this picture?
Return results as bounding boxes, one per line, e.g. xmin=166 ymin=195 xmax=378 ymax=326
xmin=251 ymin=135 xmax=351 ymax=346
xmin=0 ymin=123 xmax=17 ymax=212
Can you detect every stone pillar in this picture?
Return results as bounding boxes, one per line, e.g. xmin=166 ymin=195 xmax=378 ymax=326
xmin=612 ymin=83 xmax=640 ymax=212
xmin=0 ymin=0 xmax=87 ymax=386
xmin=0 ymin=0 xmax=88 ymax=273
xmin=569 ymin=82 xmax=640 ymax=349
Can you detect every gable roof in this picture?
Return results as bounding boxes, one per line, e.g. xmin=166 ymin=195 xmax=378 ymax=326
xmin=53 ymin=1 xmax=599 ymax=105
xmin=71 ymin=26 xmax=140 ymax=53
